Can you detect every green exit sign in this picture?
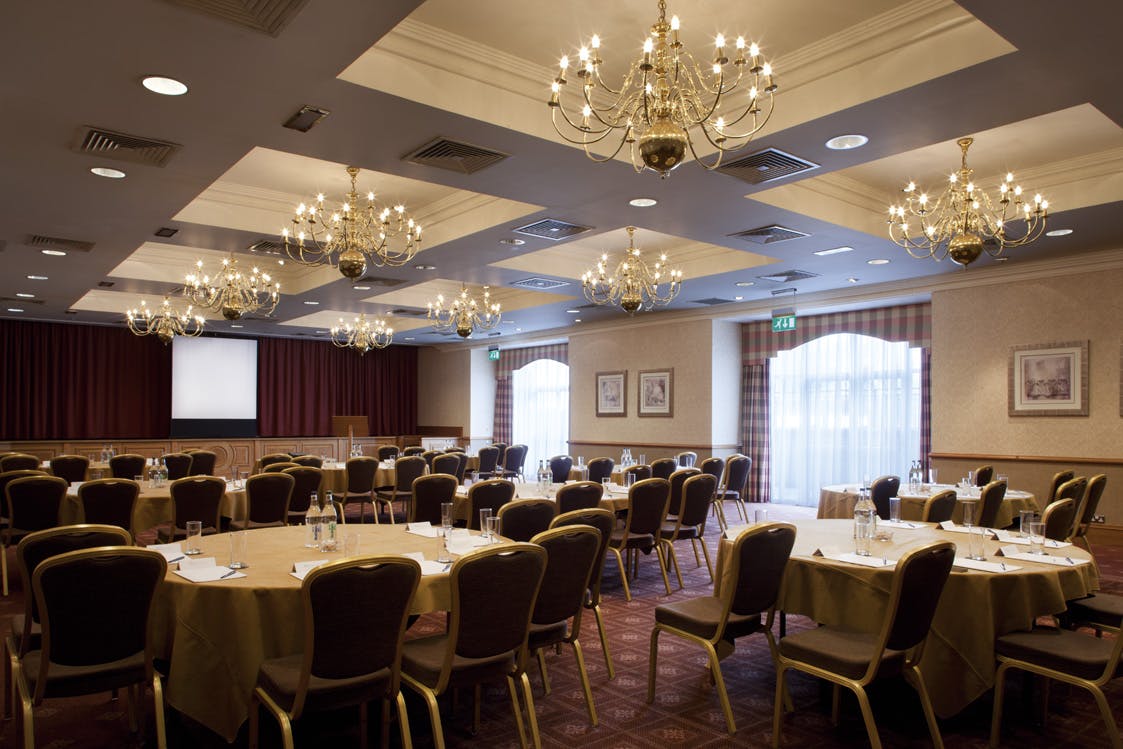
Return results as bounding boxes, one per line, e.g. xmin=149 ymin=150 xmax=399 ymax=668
xmin=772 ymin=314 xmax=797 ymax=333
xmin=488 ymin=347 xmax=500 ymax=361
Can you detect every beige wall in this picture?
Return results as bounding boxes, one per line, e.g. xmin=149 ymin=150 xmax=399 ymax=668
xmin=710 ymin=320 xmax=743 ymax=450
xmin=417 ymin=346 xmax=471 ymax=430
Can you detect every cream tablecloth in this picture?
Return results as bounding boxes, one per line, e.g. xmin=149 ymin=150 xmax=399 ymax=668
xmin=717 ymin=518 xmax=1097 ymax=718
xmin=817 ymin=483 xmax=1039 ymax=528
xmin=64 ymin=481 xmax=245 ymax=531
xmin=150 ymin=524 xmax=469 ymax=741
xmin=455 ymin=480 xmax=629 ymax=522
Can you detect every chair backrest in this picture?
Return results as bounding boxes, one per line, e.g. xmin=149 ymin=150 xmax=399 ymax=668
xmin=880 ymin=541 xmax=956 ymax=662
xmin=410 ymin=474 xmax=458 ymax=524
xmin=402 ymin=446 xmax=425 ymax=457
xmin=467 ymin=479 xmax=516 ymax=529
xmin=32 ymin=547 xmax=166 ymax=696
xmin=491 ymin=443 xmax=508 ymax=463
xmin=556 ymin=481 xmax=604 ymax=514
xmin=245 ymin=472 xmax=294 ymax=524
xmin=169 ymin=475 xmax=226 ymax=531
xmin=1043 ymin=497 xmax=1077 ymax=541
xmin=650 ymin=458 xmax=677 ymax=480
xmin=624 ymin=478 xmax=671 ymax=536
xmin=188 ymin=450 xmax=217 ymax=476
xmin=497 ymin=499 xmax=556 ymax=542
xmin=722 ymin=455 xmax=752 ymax=497
xmin=699 ymin=457 xmax=724 ymax=486
xmin=260 ymin=453 xmax=293 ymax=469
xmin=282 ymin=466 xmax=322 ymax=515
xmin=1054 ymin=476 xmax=1087 ymax=506
xmin=476 ymin=446 xmax=500 ymax=475
xmin=624 ymin=464 xmax=652 ymax=482
xmin=676 ymin=451 xmax=697 ymax=468
xmin=6 ymin=475 xmax=67 ymax=534
xmin=586 ymin=457 xmax=615 ymax=484
xmin=163 ymin=453 xmax=194 ymax=480
xmin=550 ymin=508 xmax=615 ymax=607
xmin=869 ymin=475 xmax=900 ymax=520
xmin=345 ymin=456 xmax=379 ymax=493
xmin=667 ymin=468 xmax=701 ymax=516
xmin=394 ymin=455 xmax=428 ymax=492
xmin=529 ymin=526 xmax=600 ymax=636
xmin=108 ymin=453 xmax=146 ymax=479
xmin=1 ymin=454 xmax=41 ymax=472
xmin=1049 ymin=469 xmax=1076 ymax=502
xmin=976 ymin=480 xmax=1008 ymax=529
xmin=921 ymin=489 xmax=957 ymax=523
xmin=292 ymin=455 xmax=324 ymax=468
xmin=725 ymin=523 xmax=797 ymax=619
xmin=548 ymin=455 xmax=573 ymax=483
xmin=48 ymin=455 xmax=89 ymax=484
xmin=504 ymin=444 xmax=528 ymax=474
xmin=78 ymin=479 xmax=139 ymax=532
xmin=0 ymin=469 xmax=48 ymax=507
xmin=974 ymin=465 xmax=994 ymax=486
xmin=453 ymin=452 xmax=469 ymax=483
xmin=420 ymin=450 xmax=442 ymax=469
xmin=1076 ymin=474 xmax=1108 ymax=529
xmin=431 ymin=453 xmax=460 ymax=477
xmin=263 ymin=461 xmax=300 ymax=473
xmin=295 ymin=556 xmax=420 ymax=718
xmin=677 ymin=474 xmax=717 ymax=529
xmin=376 ymin=445 xmax=400 ymax=461
xmin=15 ymin=524 xmax=133 ymax=651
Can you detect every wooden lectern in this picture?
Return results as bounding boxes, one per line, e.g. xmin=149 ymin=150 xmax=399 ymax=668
xmin=331 ymin=416 xmax=369 ymax=458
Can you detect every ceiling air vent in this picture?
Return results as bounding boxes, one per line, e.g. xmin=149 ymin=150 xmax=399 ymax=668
xmin=510 ymin=277 xmax=570 ymax=291
xmin=730 ymin=225 xmax=809 ymax=245
xmin=715 ymin=147 xmax=819 ymax=185
xmin=1 ymin=297 xmax=44 ymax=305
xmin=513 ymin=219 xmax=592 ymax=241
xmin=154 ymin=227 xmax=178 ymax=238
xmin=247 ymin=240 xmax=286 ymax=257
xmin=390 ymin=307 xmax=429 ymax=318
xmin=757 ymin=270 xmax=820 ymax=284
xmin=97 ymin=281 xmax=115 ymax=288
xmin=692 ymin=297 xmax=736 ymax=306
xmin=26 ymin=234 xmax=95 ymax=253
xmin=353 ymin=275 xmax=407 ymax=288
xmin=161 ymin=0 xmax=310 ymax=36
xmin=73 ymin=126 xmax=181 ymax=167
xmin=283 ymin=105 xmax=330 ymax=132
xmin=403 ymin=137 xmax=509 ymax=175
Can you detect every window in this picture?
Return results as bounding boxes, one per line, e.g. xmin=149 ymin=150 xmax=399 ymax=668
xmin=512 ymin=358 xmax=570 ymax=474
xmin=769 ymin=333 xmax=922 ymax=506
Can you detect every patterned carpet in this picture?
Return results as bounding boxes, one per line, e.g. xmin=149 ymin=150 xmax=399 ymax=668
xmin=4 ymin=504 xmax=1123 ymax=748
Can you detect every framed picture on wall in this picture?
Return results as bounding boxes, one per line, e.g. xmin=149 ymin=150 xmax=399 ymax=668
xmin=595 ymin=371 xmax=627 ymax=417
xmin=1008 ymin=340 xmax=1089 ymax=416
xmin=638 ymin=369 xmax=674 ymax=417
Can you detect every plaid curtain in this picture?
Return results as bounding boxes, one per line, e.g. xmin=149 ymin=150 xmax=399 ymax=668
xmin=491 ymin=343 xmax=567 ymax=445
xmin=742 ymin=363 xmax=770 ymax=503
xmin=494 ymin=375 xmax=513 ymax=445
xmin=921 ymin=348 xmax=932 ymax=473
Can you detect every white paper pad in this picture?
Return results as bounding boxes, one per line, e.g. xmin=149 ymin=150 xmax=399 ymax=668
xmin=996 ymin=545 xmax=1090 ymax=567
xmin=881 ymin=520 xmax=924 ymax=529
xmin=406 ymin=522 xmax=440 ymax=538
xmin=724 ymin=525 xmax=752 ymax=540
xmin=289 ymin=560 xmax=329 ymax=581
xmin=992 ymin=530 xmax=1071 ymax=548
xmin=173 ymin=558 xmax=245 ymax=582
xmin=148 ymin=542 xmax=186 ymax=564
xmin=813 ymin=549 xmax=897 ymax=568
xmin=447 ymin=537 xmax=490 ymax=556
xmin=938 ymin=521 xmax=983 ymax=535
xmin=953 ymin=557 xmax=1021 ymax=573
xmin=400 ymin=551 xmax=449 ymax=576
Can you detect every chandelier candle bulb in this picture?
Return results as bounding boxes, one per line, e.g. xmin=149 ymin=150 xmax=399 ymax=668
xmin=126 ymin=297 xmax=205 ymax=344
xmin=330 ymin=314 xmax=393 ymax=353
xmin=428 ymin=285 xmax=501 ymax=339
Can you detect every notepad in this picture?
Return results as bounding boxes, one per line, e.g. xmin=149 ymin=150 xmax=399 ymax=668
xmin=173 ymin=557 xmax=245 ymax=582
xmin=723 ymin=525 xmax=752 ymax=540
xmin=406 ymin=522 xmax=440 ymax=538
xmin=881 ymin=520 xmax=924 ymax=530
xmin=992 ymin=530 xmax=1071 ymax=548
xmin=290 ymin=560 xmax=329 ymax=581
xmin=938 ymin=521 xmax=989 ymax=535
xmin=401 ymin=551 xmax=449 ymax=576
xmin=996 ymin=545 xmax=1090 ymax=567
xmin=813 ymin=549 xmax=897 ymax=568
xmin=953 ymin=558 xmax=1021 ymax=573
xmin=148 ymin=542 xmax=186 ymax=564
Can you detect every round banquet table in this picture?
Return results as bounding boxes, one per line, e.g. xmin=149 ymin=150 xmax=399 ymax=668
xmin=716 ymin=518 xmax=1098 ymax=719
xmin=818 ymin=483 xmax=1039 ymax=528
xmin=454 ymin=481 xmax=629 ymax=522
xmin=149 ymin=524 xmax=466 ymax=742
xmin=63 ymin=480 xmax=245 ymax=532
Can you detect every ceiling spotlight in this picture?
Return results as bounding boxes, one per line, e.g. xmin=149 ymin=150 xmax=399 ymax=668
xmin=867 ymin=259 xmax=889 ymax=265
xmin=825 ymin=134 xmax=869 ymax=150
xmin=734 ymin=295 xmax=744 ymax=301
xmin=90 ymin=167 xmax=126 ymax=179
xmin=7 ymin=308 xmax=24 ymax=313
xmin=813 ymin=246 xmax=854 ymax=256
xmin=574 ymin=318 xmax=582 ymax=323
xmin=352 ymin=285 xmax=371 ymax=291
xmin=40 ymin=249 xmax=67 ymax=256
xmin=302 ymin=301 xmax=320 ymax=306
xmin=26 ymin=275 xmax=48 ymax=280
xmin=1045 ymin=228 xmax=1073 ymax=237
xmin=404 ymin=336 xmax=415 ymax=341
xmin=566 ymin=308 xmax=581 ymax=314
xmin=230 ymin=324 xmax=244 ymax=329
xmin=499 ymin=238 xmax=525 ymax=246
xmin=15 ymin=293 xmax=34 ymax=298
xmin=735 ymin=281 xmax=754 ymax=287
xmin=141 ymin=76 xmax=189 ymax=96
xmin=414 ymin=264 xmax=436 ymax=271
xmin=629 ymin=198 xmax=658 ymax=207
xmin=847 ymin=277 xmax=859 ymax=283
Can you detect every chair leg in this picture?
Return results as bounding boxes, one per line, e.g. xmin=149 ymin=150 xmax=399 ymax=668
xmin=395 ymin=691 xmax=414 ymax=749
xmin=647 ymin=627 xmax=660 ymax=703
xmin=830 ymin=684 xmax=841 ymax=725
xmin=472 ymin=684 xmax=481 ymax=735
xmin=608 ymin=547 xmax=632 ymax=601
xmin=698 ymin=538 xmax=715 ymax=582
xmin=151 ymin=674 xmax=168 ymax=749
xmin=772 ymin=664 xmax=787 ymax=748
xmin=990 ymin=661 xmax=1011 ymax=749
xmin=403 ymin=675 xmax=445 ymax=749
xmin=735 ymin=499 xmax=750 ymax=524
xmin=713 ymin=499 xmax=728 ymax=532
xmin=13 ymin=656 xmax=33 ymax=749
xmin=592 ymin=604 xmax=616 ymax=679
xmin=252 ymin=686 xmax=295 ymax=749
xmin=654 ymin=543 xmax=673 ymax=596
xmin=702 ymin=641 xmax=736 ymax=735
xmin=851 ymin=685 xmax=882 ymax=749
xmin=368 ymin=700 xmax=377 ymax=749
xmin=571 ymin=639 xmax=598 ymax=727
xmin=665 ymin=541 xmax=685 ymax=590
xmin=1089 ymin=684 xmax=1123 ymax=749
xmin=690 ymin=537 xmax=702 ymax=566
xmin=518 ymin=671 xmax=542 ymax=749
xmin=2 ymin=544 xmax=8 ymax=596
xmin=905 ymin=666 xmax=944 ymax=749
xmin=536 ymin=648 xmax=551 ymax=695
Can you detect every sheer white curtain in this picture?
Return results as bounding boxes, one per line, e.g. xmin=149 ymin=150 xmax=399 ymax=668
xmin=769 ymin=333 xmax=922 ymax=506
xmin=512 ymin=358 xmax=570 ymax=475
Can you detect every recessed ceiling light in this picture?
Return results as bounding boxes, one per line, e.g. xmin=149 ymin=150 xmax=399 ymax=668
xmin=302 ymin=301 xmax=320 ymax=306
xmin=847 ymin=277 xmax=859 ymax=283
xmin=90 ymin=167 xmax=126 ymax=179
xmin=15 ymin=293 xmax=34 ymax=298
xmin=352 ymin=285 xmax=371 ymax=291
xmin=141 ymin=75 xmax=188 ymax=96
xmin=40 ymin=249 xmax=67 ymax=257
xmin=414 ymin=264 xmax=436 ymax=271
xmin=230 ymin=324 xmax=243 ymax=329
xmin=1045 ymin=228 xmax=1073 ymax=237
xmin=629 ymin=197 xmax=658 ymax=207
xmin=566 ymin=308 xmax=581 ymax=314
xmin=26 ymin=275 xmax=48 ymax=280
xmin=7 ymin=308 xmax=24 ymax=313
xmin=735 ymin=281 xmax=754 ymax=287
xmin=314 ymin=330 xmax=328 ymax=334
xmin=825 ymin=134 xmax=869 ymax=150
xmin=734 ymin=296 xmax=744 ymax=301
xmin=574 ymin=318 xmax=582 ymax=323
xmin=499 ymin=238 xmax=525 ymax=246
xmin=515 ymin=328 xmax=522 ymax=332
xmin=277 ymin=259 xmax=285 ymax=266
xmin=867 ymin=258 xmax=890 ymax=265
xmin=813 ymin=246 xmax=854 ymax=256
xmin=404 ymin=336 xmax=415 ymax=341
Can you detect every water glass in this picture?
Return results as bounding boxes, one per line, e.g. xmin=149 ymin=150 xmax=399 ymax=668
xmin=576 ymin=456 xmax=585 ymax=468
xmin=1019 ymin=510 xmax=1036 ymax=538
xmin=185 ymin=521 xmax=203 ymax=555
xmin=928 ymin=468 xmax=939 ymax=485
xmin=624 ymin=472 xmax=635 ymax=488
xmin=1028 ymin=521 xmax=1047 ymax=555
xmin=638 ymin=454 xmax=646 ymax=465
xmin=229 ymin=531 xmax=249 ymax=569
xmin=754 ymin=508 xmax=768 ymax=524
xmin=441 ymin=502 xmax=454 ymax=533
xmin=961 ymin=499 xmax=977 ymax=528
xmin=479 ymin=508 xmax=493 ymax=539
xmin=889 ymin=497 xmax=901 ymax=524
xmin=967 ymin=525 xmax=987 ymax=561
xmin=485 ymin=515 xmax=499 ymax=542
xmin=967 ymin=470 xmax=976 ymax=486
xmin=133 ymin=474 xmax=145 ymax=489
xmin=343 ymin=532 xmax=360 ymax=557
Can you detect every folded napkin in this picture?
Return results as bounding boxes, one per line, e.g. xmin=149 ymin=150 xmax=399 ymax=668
xmin=881 ymin=520 xmax=923 ymax=529
xmin=992 ymin=530 xmax=1071 ymax=548
xmin=290 ymin=560 xmax=329 ymax=581
xmin=813 ymin=549 xmax=897 ymax=568
xmin=953 ymin=557 xmax=1021 ymax=573
xmin=938 ymin=521 xmax=988 ymax=535
xmin=148 ymin=542 xmax=186 ymax=564
xmin=996 ymin=545 xmax=1090 ymax=567
xmin=406 ymin=522 xmax=440 ymax=538
xmin=173 ymin=557 xmax=245 ymax=582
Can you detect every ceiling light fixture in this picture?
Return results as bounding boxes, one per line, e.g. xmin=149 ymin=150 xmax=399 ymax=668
xmin=549 ymin=0 xmax=778 ymax=178
xmin=888 ymin=137 xmax=1048 ymax=267
xmin=735 ymin=281 xmax=754 ymax=287
xmin=582 ymin=225 xmax=682 ymax=314
xmin=283 ymin=166 xmax=422 ymax=279
xmin=867 ymin=259 xmax=889 ymax=265
xmin=184 ymin=256 xmax=280 ymax=320
xmin=26 ymin=275 xmax=48 ymax=281
xmin=90 ymin=167 xmax=126 ymax=179
xmin=414 ymin=264 xmax=436 ymax=271
xmin=1045 ymin=228 xmax=1073 ymax=237
xmin=230 ymin=324 xmax=244 ymax=328
xmin=352 ymin=285 xmax=371 ymax=290
xmin=40 ymin=249 xmax=67 ymax=257
xmin=629 ymin=197 xmax=658 ymax=207
xmin=141 ymin=75 xmax=188 ymax=96
xmin=813 ymin=246 xmax=854 ymax=256
xmin=15 ymin=293 xmax=34 ymax=299
xmin=847 ymin=277 xmax=859 ymax=283
xmin=499 ymin=238 xmax=525 ymax=246
xmin=825 ymin=134 xmax=868 ymax=150
xmin=7 ymin=308 xmax=24 ymax=313
xmin=302 ymin=301 xmax=320 ymax=306
xmin=126 ymin=297 xmax=204 ymax=344
xmin=428 ymin=285 xmax=501 ymax=339
xmin=331 ymin=313 xmax=393 ymax=353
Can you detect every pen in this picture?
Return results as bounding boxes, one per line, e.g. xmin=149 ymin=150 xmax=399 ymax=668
xmin=1000 ymin=562 xmax=1007 ymax=571
xmin=220 ymin=569 xmax=238 ymax=579
xmin=168 ymin=556 xmax=184 ymax=563
xmin=442 ymin=564 xmax=451 ymax=572
xmin=1065 ymin=557 xmax=1074 ymax=565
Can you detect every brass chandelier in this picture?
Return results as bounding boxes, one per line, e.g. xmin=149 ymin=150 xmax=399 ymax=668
xmin=427 ymin=285 xmax=501 ymax=339
xmin=331 ymin=314 xmax=393 ymax=353
xmin=548 ymin=0 xmax=778 ymax=177
xmin=888 ymin=137 xmax=1049 ymax=267
xmin=126 ymin=297 xmax=205 ymax=344
xmin=582 ymin=226 xmax=682 ymax=314
xmin=184 ymin=256 xmax=280 ymax=320
xmin=282 ymin=166 xmax=422 ymax=279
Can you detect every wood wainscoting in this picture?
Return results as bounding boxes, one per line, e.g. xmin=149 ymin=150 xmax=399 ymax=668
xmin=567 ymin=441 xmax=742 ymax=464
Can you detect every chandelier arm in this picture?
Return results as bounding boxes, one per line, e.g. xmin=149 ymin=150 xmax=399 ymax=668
xmin=550 ymin=106 xmax=617 ymax=142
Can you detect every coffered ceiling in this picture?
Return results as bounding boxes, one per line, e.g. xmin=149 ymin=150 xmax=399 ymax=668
xmin=2 ymin=0 xmax=1121 ymax=346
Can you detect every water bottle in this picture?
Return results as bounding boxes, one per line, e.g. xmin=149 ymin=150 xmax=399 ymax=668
xmin=156 ymin=456 xmax=168 ymax=487
xmin=537 ymin=460 xmax=550 ymax=495
xmin=320 ymin=498 xmax=338 ymax=552
xmin=305 ymin=494 xmax=321 ymax=548
xmin=853 ymin=487 xmax=876 ymax=556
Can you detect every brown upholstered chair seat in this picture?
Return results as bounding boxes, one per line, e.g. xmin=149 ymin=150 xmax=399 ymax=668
xmin=659 ymin=521 xmax=700 ymax=539
xmin=401 ymin=634 xmax=516 ymax=689
xmin=527 ymin=620 xmax=568 ymax=650
xmin=257 ymin=653 xmax=393 ymax=714
xmin=20 ymin=650 xmax=147 ymax=697
xmin=778 ymin=627 xmax=907 ymax=681
xmin=654 ymin=596 xmax=763 ymax=641
xmin=996 ymin=627 xmax=1122 ymax=680
xmin=610 ymin=528 xmax=654 ymax=550
xmin=1068 ymin=593 xmax=1123 ymax=629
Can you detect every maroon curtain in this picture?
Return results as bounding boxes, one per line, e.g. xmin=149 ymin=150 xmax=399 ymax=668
xmin=0 ymin=319 xmax=172 ymax=439
xmin=257 ymin=337 xmax=417 ymax=437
